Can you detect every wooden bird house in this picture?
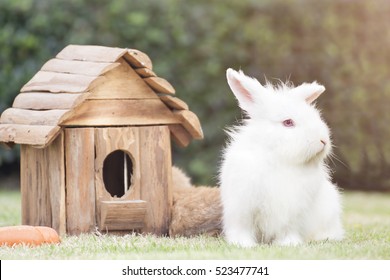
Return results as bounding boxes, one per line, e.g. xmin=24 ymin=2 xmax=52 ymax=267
xmin=0 ymin=45 xmax=203 ymax=236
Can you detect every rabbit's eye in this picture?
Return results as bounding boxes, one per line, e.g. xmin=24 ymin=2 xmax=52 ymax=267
xmin=282 ymin=119 xmax=295 ymax=127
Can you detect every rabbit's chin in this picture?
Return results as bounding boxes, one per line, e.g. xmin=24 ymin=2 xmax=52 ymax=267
xmin=287 ymin=143 xmax=330 ymax=166
xmin=305 ymin=141 xmax=331 ymax=164
xmin=306 ymin=152 xmax=327 ymax=165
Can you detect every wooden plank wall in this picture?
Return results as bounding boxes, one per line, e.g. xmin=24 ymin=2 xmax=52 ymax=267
xmin=65 ymin=128 xmax=96 ymax=235
xmin=94 ymin=127 xmax=141 ymax=203
xmin=47 ymin=133 xmax=66 ymax=235
xmin=100 ymin=200 xmax=147 ymax=231
xmin=19 ymin=125 xmax=173 ymax=236
xmin=139 ymin=126 xmax=172 ymax=235
xmin=20 ymin=133 xmax=66 ymax=235
xmin=94 ymin=127 xmax=142 ymax=230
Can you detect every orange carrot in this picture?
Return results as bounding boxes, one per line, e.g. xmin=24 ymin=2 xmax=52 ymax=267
xmin=35 ymin=226 xmax=61 ymax=244
xmin=0 ymin=225 xmax=60 ymax=246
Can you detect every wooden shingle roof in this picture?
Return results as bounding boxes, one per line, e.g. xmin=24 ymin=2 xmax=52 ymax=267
xmin=0 ymin=45 xmax=203 ymax=148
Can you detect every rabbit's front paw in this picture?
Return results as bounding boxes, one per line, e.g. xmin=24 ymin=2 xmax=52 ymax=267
xmin=225 ymin=230 xmax=257 ymax=248
xmin=273 ymin=233 xmax=303 ymax=246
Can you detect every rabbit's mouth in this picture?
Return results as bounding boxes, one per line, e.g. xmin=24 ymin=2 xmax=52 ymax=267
xmin=304 ymin=141 xmax=330 ymax=164
xmin=311 ymin=147 xmax=329 ymax=164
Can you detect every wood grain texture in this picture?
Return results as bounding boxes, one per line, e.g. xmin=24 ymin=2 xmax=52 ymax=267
xmin=0 ymin=108 xmax=68 ymax=126
xmin=169 ymin=124 xmax=192 ymax=148
xmin=94 ymin=127 xmax=141 ymax=200
xmin=60 ymin=99 xmax=180 ymax=127
xmin=0 ymin=124 xmax=61 ymax=147
xmin=86 ymin=59 xmax=158 ymax=100
xmin=94 ymin=127 xmax=142 ymax=230
xmin=20 ymin=133 xmax=66 ymax=234
xmin=21 ymin=71 xmax=101 ymax=93
xmin=20 ymin=145 xmax=52 ymax=228
xmin=46 ymin=133 xmax=66 ymax=235
xmin=139 ymin=126 xmax=172 ymax=235
xmin=42 ymin=58 xmax=120 ymax=76
xmin=65 ymin=128 xmax=96 ymax=234
xmin=56 ymin=44 xmax=126 ymax=63
xmin=12 ymin=93 xmax=84 ymax=110
xmin=159 ymin=95 xmax=189 ymax=110
xmin=135 ymin=67 xmax=157 ymax=78
xmin=144 ymin=77 xmax=175 ymax=94
xmin=100 ymin=200 xmax=147 ymax=231
xmin=124 ymin=49 xmax=153 ymax=69
xmin=173 ymin=110 xmax=204 ymax=139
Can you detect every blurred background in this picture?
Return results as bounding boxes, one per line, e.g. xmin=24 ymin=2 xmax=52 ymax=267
xmin=0 ymin=0 xmax=389 ymax=191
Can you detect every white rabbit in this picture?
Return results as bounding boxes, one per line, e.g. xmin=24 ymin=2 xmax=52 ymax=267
xmin=219 ymin=68 xmax=344 ymax=247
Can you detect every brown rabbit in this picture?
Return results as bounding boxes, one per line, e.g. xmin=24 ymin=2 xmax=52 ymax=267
xmin=169 ymin=167 xmax=222 ymax=237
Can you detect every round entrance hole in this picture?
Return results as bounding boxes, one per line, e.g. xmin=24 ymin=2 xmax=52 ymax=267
xmin=103 ymin=150 xmax=133 ymax=198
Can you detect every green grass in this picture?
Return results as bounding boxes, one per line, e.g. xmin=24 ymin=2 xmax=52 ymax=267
xmin=0 ymin=190 xmax=389 ymax=259
xmin=0 ymin=189 xmax=21 ymax=227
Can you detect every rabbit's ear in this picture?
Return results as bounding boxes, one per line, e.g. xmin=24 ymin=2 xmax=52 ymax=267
xmin=226 ymin=68 xmax=263 ymax=113
xmin=291 ymin=82 xmax=325 ymax=104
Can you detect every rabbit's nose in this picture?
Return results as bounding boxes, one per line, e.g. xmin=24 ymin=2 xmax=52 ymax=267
xmin=320 ymin=139 xmax=327 ymax=146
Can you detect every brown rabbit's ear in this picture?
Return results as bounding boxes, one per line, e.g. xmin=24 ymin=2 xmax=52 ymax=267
xmin=226 ymin=68 xmax=264 ymax=113
xmin=291 ymin=82 xmax=325 ymax=104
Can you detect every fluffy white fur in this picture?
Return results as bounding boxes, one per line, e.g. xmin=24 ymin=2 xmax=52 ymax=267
xmin=219 ymin=68 xmax=344 ymax=247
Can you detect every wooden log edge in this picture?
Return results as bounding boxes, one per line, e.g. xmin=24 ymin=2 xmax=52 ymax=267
xmin=169 ymin=124 xmax=192 ymax=147
xmin=124 ymin=49 xmax=153 ymax=70
xmin=144 ymin=77 xmax=175 ymax=95
xmin=173 ymin=110 xmax=203 ymax=139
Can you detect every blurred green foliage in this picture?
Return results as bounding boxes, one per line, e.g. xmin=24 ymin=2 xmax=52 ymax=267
xmin=1 ymin=0 xmax=390 ymax=190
